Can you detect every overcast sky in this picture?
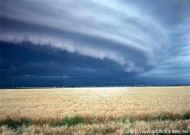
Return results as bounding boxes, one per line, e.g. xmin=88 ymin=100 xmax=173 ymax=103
xmin=1 ymin=0 xmax=190 ymax=87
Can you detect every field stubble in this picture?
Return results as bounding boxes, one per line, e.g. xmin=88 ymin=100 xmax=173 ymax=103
xmin=0 ymin=87 xmax=190 ymax=134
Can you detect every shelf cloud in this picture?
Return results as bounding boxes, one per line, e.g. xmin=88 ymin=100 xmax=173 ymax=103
xmin=1 ymin=0 xmax=190 ymax=86
xmin=0 ymin=0 xmax=170 ymax=73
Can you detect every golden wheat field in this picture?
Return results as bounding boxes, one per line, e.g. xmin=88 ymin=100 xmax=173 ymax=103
xmin=0 ymin=86 xmax=190 ymax=135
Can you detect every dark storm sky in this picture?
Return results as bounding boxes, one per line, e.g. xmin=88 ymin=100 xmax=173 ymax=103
xmin=1 ymin=0 xmax=190 ymax=87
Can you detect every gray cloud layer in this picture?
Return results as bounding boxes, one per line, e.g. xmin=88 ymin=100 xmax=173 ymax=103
xmin=142 ymin=23 xmax=190 ymax=79
xmin=0 ymin=0 xmax=170 ymax=73
xmin=0 ymin=0 xmax=190 ymax=79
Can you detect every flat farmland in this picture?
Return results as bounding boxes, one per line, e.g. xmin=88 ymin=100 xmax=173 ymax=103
xmin=0 ymin=87 xmax=190 ymax=134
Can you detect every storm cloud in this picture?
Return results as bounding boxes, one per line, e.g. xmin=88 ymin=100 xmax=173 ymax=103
xmin=1 ymin=0 xmax=190 ymax=87
xmin=0 ymin=0 xmax=171 ymax=73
